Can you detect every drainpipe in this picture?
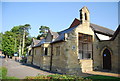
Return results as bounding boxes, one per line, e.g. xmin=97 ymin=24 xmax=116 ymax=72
xmin=31 ymin=48 xmax=34 ymax=64
xmin=50 ymin=43 xmax=53 ymax=71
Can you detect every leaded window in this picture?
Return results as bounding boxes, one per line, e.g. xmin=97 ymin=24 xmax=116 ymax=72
xmin=78 ymin=33 xmax=92 ymax=59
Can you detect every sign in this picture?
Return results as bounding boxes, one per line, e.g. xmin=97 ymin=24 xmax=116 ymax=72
xmin=14 ymin=53 xmax=18 ymax=57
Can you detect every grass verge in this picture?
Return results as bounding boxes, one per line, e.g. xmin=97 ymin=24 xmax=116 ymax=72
xmin=85 ymin=75 xmax=120 ymax=81
xmin=0 ymin=66 xmax=19 ymax=80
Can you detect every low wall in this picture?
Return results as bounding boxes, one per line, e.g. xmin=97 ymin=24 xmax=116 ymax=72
xmin=79 ymin=59 xmax=93 ymax=72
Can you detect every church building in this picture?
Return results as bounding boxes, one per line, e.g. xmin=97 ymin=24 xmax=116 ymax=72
xmin=27 ymin=6 xmax=120 ymax=75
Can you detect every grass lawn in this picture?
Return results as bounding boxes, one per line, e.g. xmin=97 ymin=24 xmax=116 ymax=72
xmin=85 ymin=75 xmax=120 ymax=81
xmin=0 ymin=66 xmax=19 ymax=80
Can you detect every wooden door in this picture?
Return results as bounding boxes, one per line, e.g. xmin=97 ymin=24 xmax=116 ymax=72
xmin=103 ymin=49 xmax=111 ymax=70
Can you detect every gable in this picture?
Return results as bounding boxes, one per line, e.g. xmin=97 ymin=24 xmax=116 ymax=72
xmin=31 ymin=38 xmax=40 ymax=47
xmin=45 ymin=30 xmax=59 ymax=42
xmin=69 ymin=18 xmax=80 ymax=28
xmin=45 ymin=31 xmax=53 ymax=42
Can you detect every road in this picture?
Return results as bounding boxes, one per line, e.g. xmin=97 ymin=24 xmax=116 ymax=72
xmin=1 ymin=58 xmax=53 ymax=79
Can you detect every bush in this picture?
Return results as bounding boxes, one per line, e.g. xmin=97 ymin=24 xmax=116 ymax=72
xmin=24 ymin=74 xmax=92 ymax=81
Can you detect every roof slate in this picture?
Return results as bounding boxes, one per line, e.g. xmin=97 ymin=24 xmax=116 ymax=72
xmin=90 ymin=23 xmax=114 ymax=36
xmin=52 ymin=25 xmax=78 ymax=43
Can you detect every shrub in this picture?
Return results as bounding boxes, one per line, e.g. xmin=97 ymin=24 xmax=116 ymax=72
xmin=24 ymin=74 xmax=92 ymax=81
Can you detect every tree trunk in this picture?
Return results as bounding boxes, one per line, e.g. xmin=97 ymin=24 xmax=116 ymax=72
xmin=19 ymin=38 xmax=22 ymax=57
xmin=22 ymin=29 xmax=25 ymax=55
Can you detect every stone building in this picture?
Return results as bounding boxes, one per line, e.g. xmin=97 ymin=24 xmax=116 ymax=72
xmin=28 ymin=6 xmax=120 ymax=75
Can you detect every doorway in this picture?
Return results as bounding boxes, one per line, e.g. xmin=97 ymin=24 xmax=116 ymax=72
xmin=103 ymin=48 xmax=111 ymax=70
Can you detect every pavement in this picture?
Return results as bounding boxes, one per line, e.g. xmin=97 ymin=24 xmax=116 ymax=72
xmin=1 ymin=58 xmax=53 ymax=79
xmin=86 ymin=71 xmax=120 ymax=77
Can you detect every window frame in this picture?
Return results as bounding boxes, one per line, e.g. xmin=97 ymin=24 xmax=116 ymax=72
xmin=44 ymin=47 xmax=48 ymax=56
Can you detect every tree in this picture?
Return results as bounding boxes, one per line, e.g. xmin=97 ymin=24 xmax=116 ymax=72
xmin=11 ymin=25 xmax=23 ymax=57
xmin=20 ymin=24 xmax=31 ymax=56
xmin=11 ymin=26 xmax=22 ymax=54
xmin=2 ymin=24 xmax=32 ymax=57
xmin=0 ymin=33 xmax=2 ymax=51
xmin=37 ymin=26 xmax=49 ymax=39
xmin=2 ymin=31 xmax=16 ymax=57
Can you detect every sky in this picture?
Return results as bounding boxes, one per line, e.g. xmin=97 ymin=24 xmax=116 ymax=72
xmin=2 ymin=2 xmax=118 ymax=37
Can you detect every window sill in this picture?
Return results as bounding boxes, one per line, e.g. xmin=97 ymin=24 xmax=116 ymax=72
xmin=78 ymin=58 xmax=92 ymax=60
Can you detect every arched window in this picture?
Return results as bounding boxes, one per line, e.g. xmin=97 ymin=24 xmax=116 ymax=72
xmin=85 ymin=13 xmax=87 ymax=20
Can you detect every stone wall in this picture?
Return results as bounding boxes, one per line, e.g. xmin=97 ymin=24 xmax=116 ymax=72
xmin=31 ymin=43 xmax=53 ymax=71
xmin=93 ymin=32 xmax=119 ymax=73
xmin=42 ymin=56 xmax=51 ymax=70
xmin=33 ymin=47 xmax=41 ymax=67
xmin=41 ymin=43 xmax=51 ymax=70
xmin=65 ymin=30 xmax=82 ymax=75
xmin=51 ymin=42 xmax=68 ymax=74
